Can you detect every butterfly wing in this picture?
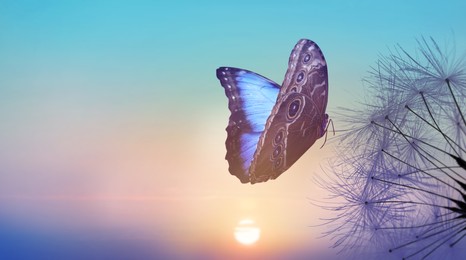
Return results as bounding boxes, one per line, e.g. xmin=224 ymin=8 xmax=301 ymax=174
xmin=216 ymin=67 xmax=280 ymax=183
xmin=250 ymin=39 xmax=329 ymax=183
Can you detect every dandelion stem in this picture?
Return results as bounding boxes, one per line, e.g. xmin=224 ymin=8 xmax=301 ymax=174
xmin=376 ymin=212 xmax=458 ymax=231
xmin=391 ymin=219 xmax=466 ymax=259
xmin=420 ymin=92 xmax=461 ymax=156
xmin=405 ymin=105 xmax=466 ymax=155
xmin=384 ymin=117 xmax=465 ymax=185
xmin=419 ymin=225 xmax=466 ymax=260
xmin=450 ymin=229 xmax=466 ymax=247
xmin=420 ymin=219 xmax=466 ymax=259
xmin=372 ymin=119 xmax=466 ymax=165
xmin=451 ymin=154 xmax=466 ymax=171
xmin=372 ymin=174 xmax=452 ymax=202
xmin=400 ymin=166 xmax=464 ymax=178
xmin=372 ymin=200 xmax=454 ymax=211
xmin=446 ymin=78 xmax=466 ymax=127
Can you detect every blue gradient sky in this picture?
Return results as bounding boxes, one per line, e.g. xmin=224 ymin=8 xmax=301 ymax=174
xmin=1 ymin=1 xmax=466 ymax=259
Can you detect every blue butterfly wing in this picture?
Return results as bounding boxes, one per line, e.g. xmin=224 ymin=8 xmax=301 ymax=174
xmin=216 ymin=67 xmax=280 ymax=183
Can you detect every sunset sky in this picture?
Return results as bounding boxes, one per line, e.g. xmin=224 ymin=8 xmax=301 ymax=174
xmin=1 ymin=1 xmax=466 ymax=259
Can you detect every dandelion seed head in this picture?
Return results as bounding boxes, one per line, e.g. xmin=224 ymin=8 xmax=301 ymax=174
xmin=320 ymin=36 xmax=466 ymax=259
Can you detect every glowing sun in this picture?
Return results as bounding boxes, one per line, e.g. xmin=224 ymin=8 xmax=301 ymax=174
xmin=234 ymin=219 xmax=261 ymax=245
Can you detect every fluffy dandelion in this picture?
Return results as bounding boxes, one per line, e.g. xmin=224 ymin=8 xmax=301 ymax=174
xmin=319 ymin=37 xmax=466 ymax=259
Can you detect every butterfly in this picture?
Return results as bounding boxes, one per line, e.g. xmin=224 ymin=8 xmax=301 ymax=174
xmin=216 ymin=39 xmax=329 ymax=184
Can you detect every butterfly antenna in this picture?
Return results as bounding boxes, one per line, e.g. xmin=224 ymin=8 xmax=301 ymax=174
xmin=320 ymin=118 xmax=335 ymax=149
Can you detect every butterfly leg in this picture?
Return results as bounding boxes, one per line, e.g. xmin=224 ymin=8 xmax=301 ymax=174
xmin=319 ymin=114 xmax=335 ymax=148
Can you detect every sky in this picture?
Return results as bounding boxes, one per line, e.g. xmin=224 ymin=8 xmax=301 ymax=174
xmin=1 ymin=1 xmax=466 ymax=259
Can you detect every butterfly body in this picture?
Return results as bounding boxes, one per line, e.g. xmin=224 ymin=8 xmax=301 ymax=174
xmin=217 ymin=39 xmax=328 ymax=184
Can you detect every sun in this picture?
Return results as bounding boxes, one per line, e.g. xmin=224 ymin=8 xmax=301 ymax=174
xmin=234 ymin=219 xmax=261 ymax=245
